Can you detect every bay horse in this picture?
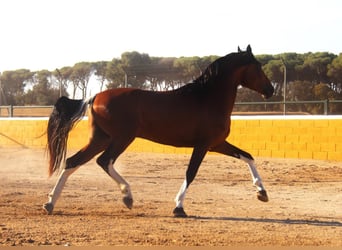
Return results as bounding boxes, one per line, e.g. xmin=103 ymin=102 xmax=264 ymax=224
xmin=43 ymin=45 xmax=274 ymax=217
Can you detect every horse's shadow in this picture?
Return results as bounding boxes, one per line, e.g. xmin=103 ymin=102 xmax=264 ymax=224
xmin=188 ymin=215 xmax=342 ymax=227
xmin=51 ymin=208 xmax=342 ymax=228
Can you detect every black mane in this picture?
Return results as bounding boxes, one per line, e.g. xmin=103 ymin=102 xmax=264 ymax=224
xmin=177 ymin=50 xmax=256 ymax=94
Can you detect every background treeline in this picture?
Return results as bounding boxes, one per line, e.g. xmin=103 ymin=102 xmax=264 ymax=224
xmin=0 ymin=51 xmax=341 ymax=114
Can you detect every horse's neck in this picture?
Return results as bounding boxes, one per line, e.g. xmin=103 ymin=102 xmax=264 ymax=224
xmin=209 ymin=78 xmax=238 ymax=116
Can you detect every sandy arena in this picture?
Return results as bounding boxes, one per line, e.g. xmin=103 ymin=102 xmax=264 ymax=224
xmin=0 ymin=148 xmax=341 ymax=246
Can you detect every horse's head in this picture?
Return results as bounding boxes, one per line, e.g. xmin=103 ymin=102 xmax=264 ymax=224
xmin=236 ymin=45 xmax=274 ymax=99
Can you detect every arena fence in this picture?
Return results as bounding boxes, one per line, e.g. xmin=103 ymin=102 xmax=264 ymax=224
xmin=0 ymin=116 xmax=341 ymax=161
xmin=0 ymin=99 xmax=342 ymax=117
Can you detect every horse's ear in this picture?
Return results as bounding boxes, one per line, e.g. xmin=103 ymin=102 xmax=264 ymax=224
xmin=238 ymin=46 xmax=242 ymax=53
xmin=247 ymin=44 xmax=252 ymax=54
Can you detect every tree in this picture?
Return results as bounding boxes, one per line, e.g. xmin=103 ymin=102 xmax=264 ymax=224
xmin=198 ymin=55 xmax=219 ymax=74
xmin=327 ymin=53 xmax=342 ymax=93
xmin=279 ymin=53 xmax=304 ymax=81
xmin=262 ymin=59 xmax=283 ymax=96
xmin=121 ymin=51 xmax=151 ymax=88
xmin=173 ymin=56 xmax=203 ymax=82
xmin=23 ymin=70 xmax=61 ymax=105
xmin=1 ymin=50 xmax=341 ymax=114
xmin=313 ymin=83 xmax=336 ymax=100
xmin=154 ymin=57 xmax=183 ymax=90
xmin=0 ymin=72 xmax=7 ymax=105
xmin=70 ymin=62 xmax=93 ymax=99
xmin=0 ymin=69 xmax=34 ymax=105
xmin=138 ymin=56 xmax=183 ymax=91
xmin=235 ymin=87 xmax=265 ymax=112
xmin=287 ymin=80 xmax=314 ymax=101
xmin=142 ymin=56 xmax=168 ymax=91
xmin=261 ymin=53 xmax=304 ymax=97
xmin=297 ymin=52 xmax=336 ymax=83
xmin=256 ymin=54 xmax=274 ymax=65
xmin=106 ymin=58 xmax=125 ymax=89
xmin=93 ymin=61 xmax=108 ymax=92
xmin=53 ymin=67 xmax=72 ymax=97
xmin=286 ymin=80 xmax=316 ymax=113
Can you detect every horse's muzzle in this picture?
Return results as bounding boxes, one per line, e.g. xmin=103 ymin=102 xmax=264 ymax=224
xmin=263 ymin=85 xmax=274 ymax=99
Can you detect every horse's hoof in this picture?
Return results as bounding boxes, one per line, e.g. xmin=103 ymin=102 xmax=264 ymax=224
xmin=173 ymin=207 xmax=188 ymax=218
xmin=43 ymin=202 xmax=54 ymax=215
xmin=123 ymin=197 xmax=133 ymax=209
xmin=257 ymin=190 xmax=269 ymax=202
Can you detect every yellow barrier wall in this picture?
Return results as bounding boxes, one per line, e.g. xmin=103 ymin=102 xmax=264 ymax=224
xmin=0 ymin=116 xmax=341 ymax=161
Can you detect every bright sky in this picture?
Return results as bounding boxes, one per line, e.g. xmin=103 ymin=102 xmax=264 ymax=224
xmin=1 ymin=0 xmax=341 ymax=72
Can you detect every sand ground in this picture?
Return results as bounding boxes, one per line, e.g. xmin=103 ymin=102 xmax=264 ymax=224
xmin=0 ymin=148 xmax=341 ymax=246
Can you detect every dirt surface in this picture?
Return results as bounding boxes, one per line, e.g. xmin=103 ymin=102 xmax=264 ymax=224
xmin=0 ymin=148 xmax=341 ymax=246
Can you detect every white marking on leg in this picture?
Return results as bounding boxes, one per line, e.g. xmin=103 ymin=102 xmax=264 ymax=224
xmin=175 ymin=179 xmax=187 ymax=208
xmin=107 ymin=161 xmax=132 ymax=199
xmin=47 ymin=167 xmax=79 ymax=206
xmin=240 ymin=155 xmax=265 ymax=191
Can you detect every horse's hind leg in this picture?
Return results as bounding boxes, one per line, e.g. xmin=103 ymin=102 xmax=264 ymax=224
xmin=96 ymin=137 xmax=135 ymax=209
xmin=210 ymin=141 xmax=269 ymax=202
xmin=43 ymin=139 xmax=109 ymax=215
xmin=43 ymin=167 xmax=79 ymax=215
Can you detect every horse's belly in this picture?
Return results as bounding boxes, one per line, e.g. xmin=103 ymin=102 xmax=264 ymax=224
xmin=137 ymin=120 xmax=229 ymax=148
xmin=137 ymin=126 xmax=197 ymax=147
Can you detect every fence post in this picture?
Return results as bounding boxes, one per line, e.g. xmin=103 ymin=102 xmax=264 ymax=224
xmin=324 ymin=99 xmax=328 ymax=115
xmin=10 ymin=105 xmax=14 ymax=117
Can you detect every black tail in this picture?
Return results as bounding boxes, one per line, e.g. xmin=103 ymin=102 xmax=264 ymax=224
xmin=47 ymin=96 xmax=95 ymax=176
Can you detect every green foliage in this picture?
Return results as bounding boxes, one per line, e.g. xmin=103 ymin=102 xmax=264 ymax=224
xmin=0 ymin=69 xmax=34 ymax=105
xmin=93 ymin=61 xmax=108 ymax=91
xmin=52 ymin=66 xmax=72 ymax=98
xmin=106 ymin=58 xmax=125 ymax=89
xmin=121 ymin=51 xmax=152 ymax=88
xmin=297 ymin=52 xmax=336 ymax=83
xmin=327 ymin=53 xmax=342 ymax=93
xmin=1 ymin=50 xmax=342 ymax=114
xmin=70 ymin=62 xmax=93 ymax=99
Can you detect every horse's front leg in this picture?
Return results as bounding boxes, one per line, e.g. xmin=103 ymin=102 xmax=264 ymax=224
xmin=210 ymin=141 xmax=268 ymax=202
xmin=174 ymin=146 xmax=208 ymax=217
xmin=239 ymin=155 xmax=268 ymax=202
